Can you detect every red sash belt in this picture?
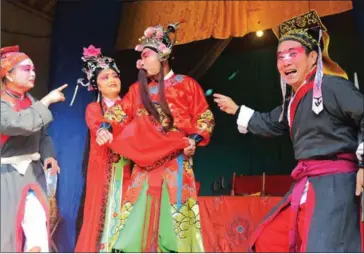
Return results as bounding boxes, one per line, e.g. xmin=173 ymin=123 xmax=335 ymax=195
xmin=288 ymin=153 xmax=357 ymax=252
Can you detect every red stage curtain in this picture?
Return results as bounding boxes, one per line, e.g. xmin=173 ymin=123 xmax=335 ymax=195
xmin=199 ymin=196 xmax=281 ymax=252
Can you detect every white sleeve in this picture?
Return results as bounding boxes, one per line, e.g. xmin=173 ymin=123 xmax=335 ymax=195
xmin=356 ymin=142 xmax=363 ymax=161
xmin=236 ymin=105 xmax=255 ymax=134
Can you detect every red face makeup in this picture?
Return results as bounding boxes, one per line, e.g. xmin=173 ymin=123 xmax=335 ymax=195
xmin=138 ymin=48 xmax=161 ymax=76
xmin=277 ymin=40 xmax=316 ymax=89
xmin=7 ymin=59 xmax=36 ymax=91
xmin=277 ymin=46 xmax=306 ymax=62
xmin=96 ymin=68 xmax=121 ymax=98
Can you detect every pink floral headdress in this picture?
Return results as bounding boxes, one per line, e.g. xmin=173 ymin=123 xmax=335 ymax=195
xmin=70 ymin=45 xmax=120 ymax=106
xmin=135 ymin=20 xmax=184 ymax=69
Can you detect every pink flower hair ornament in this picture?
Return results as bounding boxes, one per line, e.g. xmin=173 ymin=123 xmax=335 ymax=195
xmin=135 ymin=44 xmax=143 ymax=52
xmin=155 ymin=29 xmax=164 ymax=39
xmin=70 ymin=45 xmax=120 ymax=106
xmin=136 ymin=59 xmax=143 ymax=69
xmin=82 ymin=45 xmax=101 ymax=58
xmin=158 ymin=43 xmax=167 ymax=51
xmin=161 ymin=48 xmax=171 ymax=56
xmin=144 ymin=27 xmax=156 ymax=38
xmin=135 ymin=20 xmax=185 ymax=61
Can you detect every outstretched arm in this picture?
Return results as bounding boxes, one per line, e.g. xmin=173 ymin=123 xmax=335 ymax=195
xmin=0 ymin=101 xmax=53 ymax=136
xmin=237 ymin=105 xmax=289 ymax=137
xmin=214 ymin=93 xmax=288 ymax=137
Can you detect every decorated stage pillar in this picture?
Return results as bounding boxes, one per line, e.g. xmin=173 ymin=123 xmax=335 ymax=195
xmin=47 ymin=1 xmax=122 ymax=252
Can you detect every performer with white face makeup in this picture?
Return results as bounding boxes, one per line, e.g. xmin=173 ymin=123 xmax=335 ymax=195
xmin=214 ymin=11 xmax=363 ymax=252
xmin=95 ymin=22 xmax=215 ymax=252
xmin=0 ymin=45 xmax=67 ymax=252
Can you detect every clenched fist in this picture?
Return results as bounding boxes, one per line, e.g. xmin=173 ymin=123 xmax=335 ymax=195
xmin=96 ymin=129 xmax=113 ymax=146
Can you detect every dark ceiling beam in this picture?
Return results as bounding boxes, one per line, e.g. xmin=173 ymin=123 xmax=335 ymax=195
xmin=28 ymin=0 xmax=38 ymax=6
xmin=42 ymin=0 xmax=56 ymax=13
xmin=5 ymin=0 xmax=53 ymax=22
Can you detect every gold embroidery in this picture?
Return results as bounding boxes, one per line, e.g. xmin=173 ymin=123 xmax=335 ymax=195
xmin=196 ymin=109 xmax=215 ymax=134
xmin=104 ymin=105 xmax=127 ymax=122
xmin=278 ymin=10 xmax=327 ymax=37
xmin=136 ymin=108 xmax=148 ymax=116
xmin=108 ymin=201 xmax=134 ymax=248
xmin=136 ymin=105 xmax=178 ymax=132
xmin=280 ymin=28 xmax=318 ymax=49
xmin=118 ymin=201 xmax=133 ymax=231
xmin=155 ymin=103 xmax=172 ymax=129
xmin=171 ymin=199 xmax=201 ymax=239
xmin=183 ymin=158 xmax=194 ymax=176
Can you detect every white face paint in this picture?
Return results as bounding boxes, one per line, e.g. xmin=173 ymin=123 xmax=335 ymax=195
xmin=279 ymin=52 xmax=294 ymax=61
xmin=140 ymin=48 xmax=161 ymax=76
xmin=7 ymin=58 xmax=36 ymax=92
xmin=277 ymin=40 xmax=315 ymax=87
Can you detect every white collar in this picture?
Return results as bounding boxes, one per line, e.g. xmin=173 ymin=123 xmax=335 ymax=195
xmin=103 ymin=96 xmax=120 ymax=108
xmin=164 ymin=70 xmax=174 ymax=80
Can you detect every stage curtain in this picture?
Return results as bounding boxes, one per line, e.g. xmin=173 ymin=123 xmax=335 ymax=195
xmin=353 ymin=3 xmax=364 ymax=249
xmin=195 ymin=43 xmax=296 ymax=195
xmin=199 ymin=196 xmax=281 ymax=252
xmin=352 ymin=0 xmax=364 ymax=42
xmin=188 ymin=38 xmax=232 ymax=80
xmin=47 ymin=1 xmax=123 ymax=252
xmin=115 ymin=0 xmax=352 ymax=50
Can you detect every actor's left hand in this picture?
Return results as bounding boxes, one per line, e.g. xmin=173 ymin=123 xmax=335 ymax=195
xmin=184 ymin=138 xmax=196 ymax=156
xmin=43 ymin=157 xmax=60 ymax=175
xmin=356 ymin=168 xmax=363 ymax=196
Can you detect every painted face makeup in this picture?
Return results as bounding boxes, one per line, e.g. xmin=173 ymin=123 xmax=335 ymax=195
xmin=277 ymin=46 xmax=306 ymax=62
xmin=277 ymin=40 xmax=314 ymax=88
xmin=139 ymin=48 xmax=161 ymax=76
xmin=8 ymin=58 xmax=36 ymax=91
xmin=96 ymin=68 xmax=121 ymax=98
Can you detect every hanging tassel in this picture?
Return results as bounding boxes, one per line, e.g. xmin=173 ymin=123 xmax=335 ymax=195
xmin=354 ymin=72 xmax=359 ymax=90
xmin=279 ymin=75 xmax=287 ymax=122
xmin=69 ymin=78 xmax=90 ymax=106
xmin=97 ymin=91 xmax=101 ymax=102
xmin=312 ymin=29 xmax=324 ymax=115
xmin=69 ymin=85 xmax=79 ymax=106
